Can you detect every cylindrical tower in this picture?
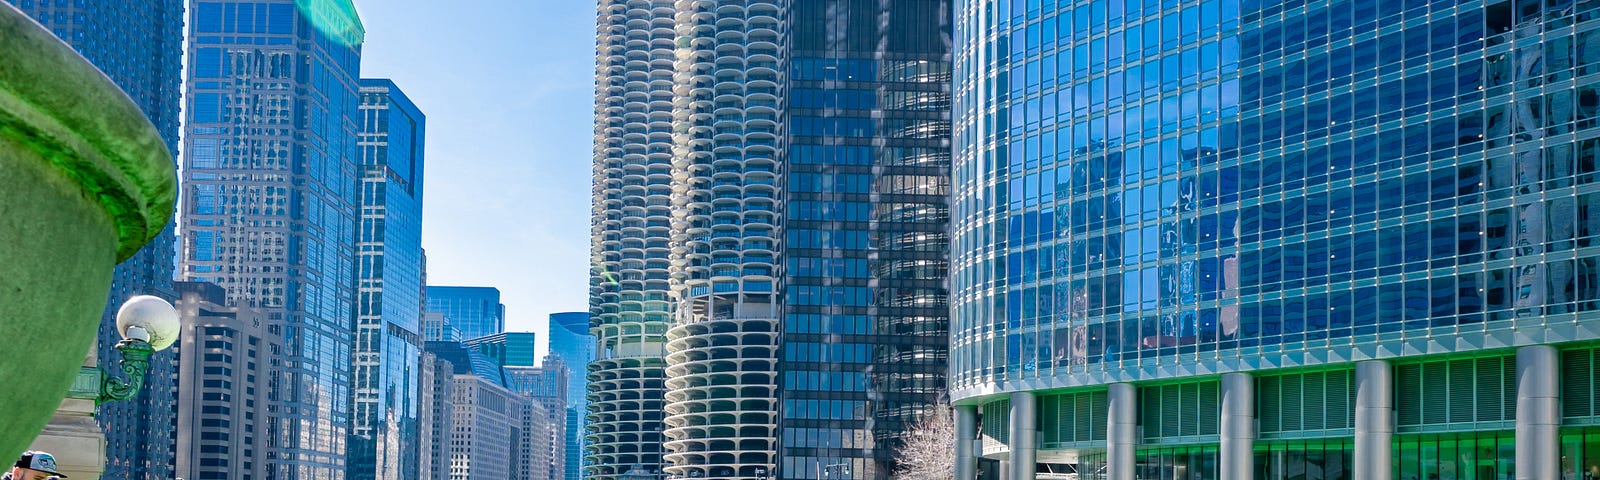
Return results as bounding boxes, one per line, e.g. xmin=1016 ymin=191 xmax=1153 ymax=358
xmin=662 ymin=317 xmax=780 ymax=480
xmin=663 ymin=0 xmax=785 ymax=478
xmin=589 ymin=1 xmax=679 ymax=478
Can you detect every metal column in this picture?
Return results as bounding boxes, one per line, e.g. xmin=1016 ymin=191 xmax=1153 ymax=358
xmin=1008 ymin=392 xmax=1037 ymax=480
xmin=1220 ymin=373 xmax=1255 ymax=479
xmin=1354 ymin=360 xmax=1393 ymax=480
xmin=1106 ymin=383 xmax=1137 ymax=480
xmin=956 ymin=405 xmax=979 ymax=480
xmin=1516 ymin=345 xmax=1560 ymax=480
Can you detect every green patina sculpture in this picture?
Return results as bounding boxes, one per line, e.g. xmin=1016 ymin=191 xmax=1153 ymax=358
xmin=0 ymin=3 xmax=176 ymax=465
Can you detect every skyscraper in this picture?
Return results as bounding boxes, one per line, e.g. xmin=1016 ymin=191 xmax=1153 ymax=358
xmin=548 ymin=312 xmax=594 ymax=480
xmin=181 ymin=2 xmax=365 ymax=478
xmin=776 ymin=2 xmax=953 ymax=478
xmin=349 ymin=78 xmax=427 ymax=480
xmin=947 ymin=0 xmax=1600 ymax=479
xmin=426 ymin=286 xmax=507 ymax=340
xmin=3 ymin=1 xmax=184 ymax=478
xmin=173 ymin=282 xmax=275 ymax=480
xmin=589 ymin=2 xmax=953 ymax=479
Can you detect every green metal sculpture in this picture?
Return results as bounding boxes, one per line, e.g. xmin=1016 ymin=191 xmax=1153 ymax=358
xmin=0 ymin=2 xmax=177 ymax=466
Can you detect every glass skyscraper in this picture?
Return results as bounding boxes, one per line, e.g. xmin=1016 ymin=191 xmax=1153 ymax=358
xmin=590 ymin=1 xmax=953 ymax=479
xmin=425 ymin=285 xmax=507 ymax=340
xmin=4 ymin=1 xmax=184 ymax=479
xmin=349 ymin=78 xmax=426 ymax=480
xmin=181 ymin=1 xmax=365 ymax=478
xmin=949 ymin=0 xmax=1600 ymax=478
xmin=549 ymin=312 xmax=594 ymax=480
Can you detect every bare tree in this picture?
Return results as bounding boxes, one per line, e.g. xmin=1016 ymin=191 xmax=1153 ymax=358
xmin=893 ymin=406 xmax=955 ymax=480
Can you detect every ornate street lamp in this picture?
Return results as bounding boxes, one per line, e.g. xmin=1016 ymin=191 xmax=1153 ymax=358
xmin=66 ymin=296 xmax=180 ymax=404
xmin=754 ymin=467 xmax=770 ymax=480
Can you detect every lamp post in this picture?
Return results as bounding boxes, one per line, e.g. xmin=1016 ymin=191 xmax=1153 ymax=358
xmin=66 ymin=296 xmax=181 ymax=404
xmin=754 ymin=467 xmax=769 ymax=480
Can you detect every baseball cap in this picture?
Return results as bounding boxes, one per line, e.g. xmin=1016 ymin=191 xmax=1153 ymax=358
xmin=14 ymin=451 xmax=66 ymax=477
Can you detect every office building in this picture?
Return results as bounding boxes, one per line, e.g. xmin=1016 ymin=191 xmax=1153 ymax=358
xmin=426 ymin=340 xmax=525 ymax=480
xmin=181 ymin=1 xmax=365 ymax=477
xmin=466 ymin=331 xmax=540 ymax=367
xmin=548 ymin=312 xmax=594 ymax=480
xmin=173 ymin=282 xmax=275 ymax=480
xmin=775 ymin=2 xmax=953 ymax=479
xmin=424 ymin=311 xmax=462 ymax=342
xmin=948 ymin=0 xmax=1600 ymax=479
xmin=507 ymin=356 xmax=570 ymax=480
xmin=419 ymin=352 xmax=454 ymax=480
xmin=349 ymin=78 xmax=428 ymax=480
xmin=4 ymin=1 xmax=184 ymax=478
xmin=426 ymin=286 xmax=507 ymax=340
xmin=589 ymin=1 xmax=953 ymax=479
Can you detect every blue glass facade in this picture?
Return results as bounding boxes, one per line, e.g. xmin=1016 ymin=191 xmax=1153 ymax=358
xmin=779 ymin=1 xmax=954 ymax=479
xmin=950 ymin=0 xmax=1600 ymax=477
xmin=349 ymin=79 xmax=426 ymax=480
xmin=182 ymin=2 xmax=364 ymax=478
xmin=6 ymin=1 xmax=184 ymax=479
xmin=425 ymin=286 xmax=506 ymax=340
xmin=548 ymin=312 xmax=592 ymax=480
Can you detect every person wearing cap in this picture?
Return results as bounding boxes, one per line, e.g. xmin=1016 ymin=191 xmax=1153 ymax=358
xmin=1 ymin=451 xmax=66 ymax=480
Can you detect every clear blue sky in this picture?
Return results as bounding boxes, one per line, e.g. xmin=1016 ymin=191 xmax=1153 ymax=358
xmin=356 ymin=1 xmax=596 ymax=359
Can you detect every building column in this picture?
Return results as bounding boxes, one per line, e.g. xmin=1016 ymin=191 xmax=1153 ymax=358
xmin=1008 ymin=392 xmax=1037 ymax=480
xmin=1107 ymin=383 xmax=1137 ymax=480
xmin=955 ymin=405 xmax=979 ymax=480
xmin=1516 ymin=345 xmax=1560 ymax=480
xmin=1220 ymin=373 xmax=1255 ymax=479
xmin=1354 ymin=360 xmax=1393 ymax=480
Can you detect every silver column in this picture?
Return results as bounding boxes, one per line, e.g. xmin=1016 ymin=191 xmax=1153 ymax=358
xmin=955 ymin=405 xmax=979 ymax=480
xmin=1354 ymin=360 xmax=1393 ymax=480
xmin=1516 ymin=345 xmax=1560 ymax=480
xmin=1009 ymin=392 xmax=1038 ymax=480
xmin=1107 ymin=383 xmax=1137 ymax=480
xmin=1220 ymin=373 xmax=1255 ymax=479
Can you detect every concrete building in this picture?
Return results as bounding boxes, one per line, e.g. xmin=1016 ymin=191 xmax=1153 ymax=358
xmin=947 ymin=0 xmax=1600 ymax=478
xmin=349 ymin=78 xmax=428 ymax=480
xmin=3 ymin=1 xmax=184 ymax=478
xmin=180 ymin=1 xmax=366 ymax=477
xmin=449 ymin=372 xmax=523 ymax=480
xmin=419 ymin=352 xmax=454 ymax=480
xmin=173 ymin=282 xmax=275 ymax=480
xmin=508 ymin=356 xmax=570 ymax=480
xmin=424 ymin=311 xmax=462 ymax=343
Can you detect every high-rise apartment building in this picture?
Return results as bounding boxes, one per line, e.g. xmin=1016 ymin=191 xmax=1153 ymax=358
xmin=349 ymin=78 xmax=427 ymax=480
xmin=181 ymin=2 xmax=365 ymax=478
xmin=548 ymin=312 xmax=594 ymax=480
xmin=426 ymin=286 xmax=507 ymax=340
xmin=589 ymin=1 xmax=953 ymax=479
xmin=173 ymin=282 xmax=276 ymax=480
xmin=948 ymin=0 xmax=1600 ymax=479
xmin=4 ymin=2 xmax=184 ymax=478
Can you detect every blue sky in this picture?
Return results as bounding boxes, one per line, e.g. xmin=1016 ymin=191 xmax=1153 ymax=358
xmin=357 ymin=0 xmax=595 ymax=359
